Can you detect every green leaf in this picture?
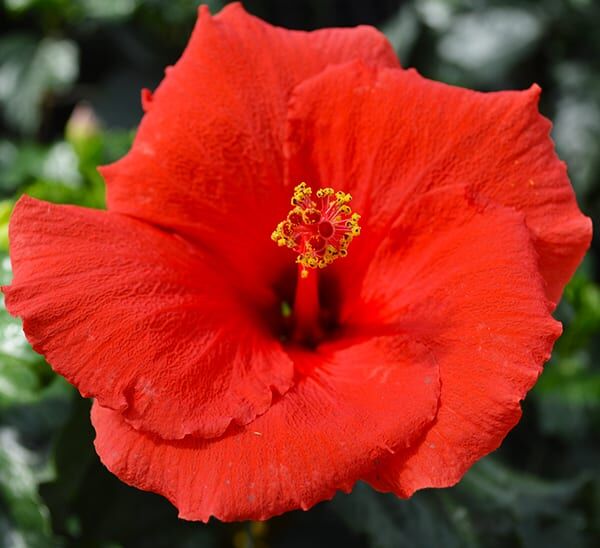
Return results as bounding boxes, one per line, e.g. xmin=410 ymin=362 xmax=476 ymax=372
xmin=0 ymin=355 xmax=40 ymax=408
xmin=0 ymin=373 xmax=72 ymax=548
xmin=557 ymin=272 xmax=600 ymax=355
xmin=332 ymin=483 xmax=478 ymax=548
xmin=23 ymin=178 xmax=104 ymax=208
xmin=458 ymin=459 xmax=592 ymax=548
xmin=331 ymin=458 xmax=593 ymax=548
xmin=0 ymin=34 xmax=79 ymax=135
xmin=0 ymin=130 xmax=134 ymax=209
xmin=0 ymin=201 xmax=13 ymax=252
xmin=436 ymin=7 xmax=544 ymax=84
xmin=0 ymin=283 xmax=41 ymax=372
xmin=381 ymin=4 xmax=420 ymax=63
xmin=0 ymin=426 xmax=62 ymax=548
xmin=74 ymin=0 xmax=139 ymax=21
xmin=534 ymin=352 xmax=600 ymax=440
xmin=42 ymin=397 xmax=220 ymax=547
xmin=0 ymin=140 xmax=47 ymax=195
xmin=0 ymin=248 xmax=71 ymax=546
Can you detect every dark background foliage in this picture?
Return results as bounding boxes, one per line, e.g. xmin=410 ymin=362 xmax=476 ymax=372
xmin=0 ymin=0 xmax=599 ymax=546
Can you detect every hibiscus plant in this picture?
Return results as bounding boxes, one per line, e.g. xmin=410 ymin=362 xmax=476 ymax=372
xmin=0 ymin=1 xmax=599 ymax=547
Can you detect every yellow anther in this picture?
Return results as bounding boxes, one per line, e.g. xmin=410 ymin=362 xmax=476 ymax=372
xmin=271 ymin=182 xmax=361 ymax=272
xmin=316 ymin=188 xmax=334 ymax=198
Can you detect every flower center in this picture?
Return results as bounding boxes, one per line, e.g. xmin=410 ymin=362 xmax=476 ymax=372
xmin=272 ymin=183 xmax=361 ymax=347
xmin=271 ymin=182 xmax=361 ymax=278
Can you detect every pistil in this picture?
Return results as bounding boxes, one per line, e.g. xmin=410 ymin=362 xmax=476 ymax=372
xmin=291 ymin=265 xmax=322 ymax=344
xmin=272 ymin=182 xmax=361 ymax=345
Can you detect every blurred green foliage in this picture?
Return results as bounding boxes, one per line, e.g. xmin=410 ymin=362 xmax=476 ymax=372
xmin=0 ymin=0 xmax=598 ymax=546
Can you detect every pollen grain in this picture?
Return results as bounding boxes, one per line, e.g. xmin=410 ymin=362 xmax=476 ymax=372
xmin=271 ymin=182 xmax=361 ymax=277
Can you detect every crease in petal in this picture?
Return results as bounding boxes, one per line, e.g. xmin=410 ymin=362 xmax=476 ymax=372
xmin=2 ymin=196 xmax=294 ymax=440
xmin=284 ymin=61 xmax=591 ymax=306
xmin=340 ymin=187 xmax=562 ymax=496
xmin=92 ymin=335 xmax=440 ymax=522
xmin=101 ymin=3 xmax=399 ymax=288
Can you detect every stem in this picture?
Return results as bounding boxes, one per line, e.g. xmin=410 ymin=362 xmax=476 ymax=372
xmin=292 ymin=265 xmax=322 ymax=344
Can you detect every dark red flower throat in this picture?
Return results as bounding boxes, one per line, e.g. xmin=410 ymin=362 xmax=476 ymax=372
xmin=272 ymin=182 xmax=361 ymax=346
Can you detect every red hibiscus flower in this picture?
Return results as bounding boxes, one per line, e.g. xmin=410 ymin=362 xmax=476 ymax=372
xmin=2 ymin=3 xmax=591 ymax=522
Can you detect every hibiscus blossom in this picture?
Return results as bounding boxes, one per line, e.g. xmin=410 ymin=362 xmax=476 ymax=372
xmin=2 ymin=3 xmax=591 ymax=522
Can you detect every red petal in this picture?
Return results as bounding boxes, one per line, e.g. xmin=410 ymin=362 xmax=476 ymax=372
xmin=140 ymin=88 xmax=153 ymax=113
xmin=342 ymin=188 xmax=561 ymax=495
xmin=101 ymin=3 xmax=398 ymax=286
xmin=285 ymin=62 xmax=591 ymax=305
xmin=3 ymin=196 xmax=293 ymax=440
xmin=92 ymin=335 xmax=440 ymax=522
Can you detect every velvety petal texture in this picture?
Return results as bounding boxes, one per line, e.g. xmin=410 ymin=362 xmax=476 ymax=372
xmin=92 ymin=336 xmax=440 ymax=522
xmin=2 ymin=2 xmax=591 ymax=524
xmin=347 ymin=188 xmax=561 ymax=494
xmin=285 ymin=61 xmax=586 ymax=497
xmin=101 ymin=2 xmax=399 ymax=286
xmin=4 ymin=197 xmax=294 ymax=440
xmin=285 ymin=61 xmax=591 ymax=305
